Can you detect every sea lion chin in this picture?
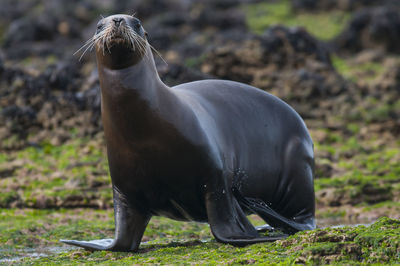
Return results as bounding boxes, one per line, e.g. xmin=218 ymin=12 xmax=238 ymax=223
xmin=61 ymin=14 xmax=316 ymax=252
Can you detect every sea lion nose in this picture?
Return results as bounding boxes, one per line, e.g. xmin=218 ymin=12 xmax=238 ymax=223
xmin=112 ymin=17 xmax=123 ymax=27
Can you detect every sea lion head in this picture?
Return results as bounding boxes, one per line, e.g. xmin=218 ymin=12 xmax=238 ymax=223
xmin=93 ymin=14 xmax=148 ymax=69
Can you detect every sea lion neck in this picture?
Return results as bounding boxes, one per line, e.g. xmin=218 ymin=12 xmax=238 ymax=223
xmin=97 ymin=44 xmax=167 ymax=100
xmin=98 ymin=44 xmax=177 ymax=144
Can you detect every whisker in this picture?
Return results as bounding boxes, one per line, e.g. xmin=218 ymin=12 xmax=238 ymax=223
xmin=77 ymin=35 xmax=104 ymax=61
xmin=127 ymin=28 xmax=149 ymax=59
xmin=74 ymin=29 xmax=107 ymax=59
xmin=149 ymin=44 xmax=167 ymax=65
xmin=134 ymin=35 xmax=147 ymax=58
xmin=79 ymin=42 xmax=95 ymax=61
xmin=97 ymin=24 xmax=113 ymax=55
xmin=73 ymin=37 xmax=96 ymax=55
xmin=102 ymin=35 xmax=106 ymax=55
xmin=134 ymin=31 xmax=167 ymax=65
xmin=89 ymin=42 xmax=96 ymax=52
xmin=106 ymin=36 xmax=112 ymax=54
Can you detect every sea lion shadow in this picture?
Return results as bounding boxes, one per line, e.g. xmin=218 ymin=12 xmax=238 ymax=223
xmin=137 ymin=239 xmax=214 ymax=253
xmin=136 ymin=229 xmax=286 ymax=254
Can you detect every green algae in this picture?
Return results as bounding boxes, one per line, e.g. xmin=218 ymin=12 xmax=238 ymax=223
xmin=331 ymin=55 xmax=385 ymax=82
xmin=0 ymin=209 xmax=398 ymax=265
xmin=184 ymin=54 xmax=207 ymax=68
xmin=0 ymin=138 xmax=112 ymax=209
xmin=278 ymin=217 xmax=400 ymax=264
xmin=314 ymin=136 xmax=400 ymax=192
xmin=244 ymin=0 xmax=350 ymax=40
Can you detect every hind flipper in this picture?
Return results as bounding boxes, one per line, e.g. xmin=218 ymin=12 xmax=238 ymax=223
xmin=205 ymin=174 xmax=287 ymax=246
xmin=61 ymin=186 xmax=151 ymax=252
xmin=233 ymin=188 xmax=315 ymax=234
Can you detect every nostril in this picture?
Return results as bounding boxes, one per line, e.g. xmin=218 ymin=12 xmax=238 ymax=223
xmin=112 ymin=18 xmax=123 ymax=27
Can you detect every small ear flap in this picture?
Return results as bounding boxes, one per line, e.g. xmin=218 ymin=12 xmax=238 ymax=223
xmin=145 ymin=31 xmax=148 ymax=38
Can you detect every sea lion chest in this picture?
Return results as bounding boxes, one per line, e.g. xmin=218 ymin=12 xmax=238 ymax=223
xmin=104 ymin=113 xmax=212 ymax=221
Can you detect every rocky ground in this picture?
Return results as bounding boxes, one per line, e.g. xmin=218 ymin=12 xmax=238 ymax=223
xmin=0 ymin=0 xmax=399 ymax=264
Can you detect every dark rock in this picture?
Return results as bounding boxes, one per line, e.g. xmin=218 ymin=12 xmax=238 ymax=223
xmin=4 ymin=39 xmax=80 ymax=60
xmin=80 ymin=69 xmax=101 ymax=111
xmin=79 ymin=69 xmax=102 ymax=125
xmin=0 ymin=56 xmax=3 ymax=76
xmin=3 ymin=15 xmax=58 ymax=47
xmin=159 ymin=63 xmax=214 ymax=86
xmin=0 ymin=0 xmax=39 ymax=24
xmin=334 ymin=7 xmax=400 ymax=53
xmin=362 ymin=184 xmax=392 ymax=204
xmin=44 ymin=60 xmax=82 ymax=92
xmin=145 ymin=12 xmax=190 ymax=51
xmin=129 ymin=0 xmax=193 ymax=20
xmin=169 ymin=32 xmax=207 ymax=60
xmin=191 ymin=6 xmax=246 ymax=30
xmin=0 ymin=105 xmax=38 ymax=139
xmin=261 ymin=26 xmax=332 ymax=67
xmin=1 ymin=105 xmax=36 ymax=121
xmin=203 ymin=0 xmax=241 ymax=9
xmin=201 ymin=26 xmax=332 ymax=82
xmin=292 ymin=0 xmax=321 ymax=10
xmin=315 ymin=161 xmax=334 ymax=178
xmin=0 ymin=61 xmax=101 ymax=149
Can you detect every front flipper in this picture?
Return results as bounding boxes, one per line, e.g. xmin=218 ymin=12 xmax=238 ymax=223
xmin=205 ymin=174 xmax=287 ymax=246
xmin=61 ymin=186 xmax=150 ymax=252
xmin=60 ymin=239 xmax=115 ymax=251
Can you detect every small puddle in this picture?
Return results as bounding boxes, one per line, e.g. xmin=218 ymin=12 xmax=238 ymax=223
xmin=0 ymin=246 xmax=77 ymax=263
xmin=316 ymin=217 xmax=374 ymax=229
xmin=324 ymin=222 xmax=373 ymax=229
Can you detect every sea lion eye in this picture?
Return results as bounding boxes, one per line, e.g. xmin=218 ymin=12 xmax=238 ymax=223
xmin=134 ymin=20 xmax=141 ymax=29
xmin=97 ymin=23 xmax=104 ymax=30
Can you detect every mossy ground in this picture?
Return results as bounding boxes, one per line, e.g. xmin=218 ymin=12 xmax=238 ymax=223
xmin=0 ymin=208 xmax=398 ymax=264
xmin=244 ymin=0 xmax=350 ymax=40
xmin=331 ymin=55 xmax=386 ymax=83
xmin=0 ymin=138 xmax=112 ymax=209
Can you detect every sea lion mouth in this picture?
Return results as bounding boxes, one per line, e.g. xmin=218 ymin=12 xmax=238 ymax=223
xmin=74 ymin=15 xmax=148 ymax=60
xmin=96 ymin=23 xmax=147 ymax=54
xmin=106 ymin=28 xmax=133 ymax=46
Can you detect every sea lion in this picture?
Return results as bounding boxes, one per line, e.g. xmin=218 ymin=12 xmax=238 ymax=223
xmin=61 ymin=14 xmax=315 ymax=252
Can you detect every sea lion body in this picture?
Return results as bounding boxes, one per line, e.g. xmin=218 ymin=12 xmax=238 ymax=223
xmin=61 ymin=14 xmax=315 ymax=251
xmin=173 ymin=80 xmax=314 ymax=221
